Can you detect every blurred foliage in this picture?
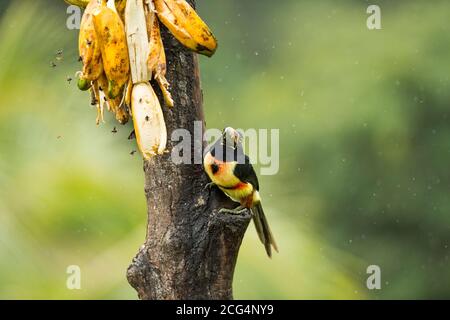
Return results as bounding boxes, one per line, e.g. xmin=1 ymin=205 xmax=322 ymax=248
xmin=0 ymin=0 xmax=449 ymax=299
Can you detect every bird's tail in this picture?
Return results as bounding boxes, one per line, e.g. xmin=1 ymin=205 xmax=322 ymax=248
xmin=252 ymin=202 xmax=278 ymax=258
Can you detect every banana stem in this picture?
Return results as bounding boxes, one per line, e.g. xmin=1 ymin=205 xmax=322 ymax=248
xmin=63 ymin=0 xmax=90 ymax=8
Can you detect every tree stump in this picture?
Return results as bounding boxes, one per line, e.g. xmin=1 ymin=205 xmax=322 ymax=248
xmin=126 ymin=1 xmax=251 ymax=300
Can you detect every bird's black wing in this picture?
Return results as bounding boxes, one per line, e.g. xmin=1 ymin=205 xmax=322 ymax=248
xmin=207 ymin=137 xmax=260 ymax=190
xmin=233 ymin=154 xmax=260 ymax=191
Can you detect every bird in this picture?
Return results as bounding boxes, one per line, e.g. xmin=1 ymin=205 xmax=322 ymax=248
xmin=203 ymin=127 xmax=278 ymax=257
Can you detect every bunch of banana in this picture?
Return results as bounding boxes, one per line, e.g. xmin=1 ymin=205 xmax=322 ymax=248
xmin=68 ymin=0 xmax=218 ymax=159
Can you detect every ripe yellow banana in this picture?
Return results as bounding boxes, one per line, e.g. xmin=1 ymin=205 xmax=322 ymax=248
xmin=154 ymin=0 xmax=217 ymax=57
xmin=65 ymin=0 xmax=90 ymax=8
xmin=146 ymin=4 xmax=174 ymax=107
xmin=78 ymin=0 xmax=103 ymax=90
xmin=93 ymin=1 xmax=130 ymax=98
xmin=131 ymin=83 xmax=167 ymax=159
xmin=114 ymin=0 xmax=127 ymax=20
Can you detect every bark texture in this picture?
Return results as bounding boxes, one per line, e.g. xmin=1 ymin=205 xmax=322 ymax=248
xmin=126 ymin=1 xmax=251 ymax=300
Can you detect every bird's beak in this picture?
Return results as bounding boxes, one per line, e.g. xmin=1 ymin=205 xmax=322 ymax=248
xmin=223 ymin=127 xmax=241 ymax=145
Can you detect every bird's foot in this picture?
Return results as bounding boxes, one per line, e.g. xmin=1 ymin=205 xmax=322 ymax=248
xmin=219 ymin=206 xmax=248 ymax=215
xmin=203 ymin=182 xmax=216 ymax=191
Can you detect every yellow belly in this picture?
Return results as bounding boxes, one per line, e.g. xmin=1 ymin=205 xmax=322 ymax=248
xmin=219 ymin=184 xmax=254 ymax=203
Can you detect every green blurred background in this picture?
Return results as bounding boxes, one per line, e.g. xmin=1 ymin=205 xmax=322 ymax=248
xmin=0 ymin=0 xmax=449 ymax=299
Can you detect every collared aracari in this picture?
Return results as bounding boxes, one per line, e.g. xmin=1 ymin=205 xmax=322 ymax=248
xmin=203 ymin=127 xmax=278 ymax=258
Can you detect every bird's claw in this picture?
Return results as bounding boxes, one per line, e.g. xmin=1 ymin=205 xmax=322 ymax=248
xmin=219 ymin=206 xmax=248 ymax=215
xmin=203 ymin=182 xmax=215 ymax=192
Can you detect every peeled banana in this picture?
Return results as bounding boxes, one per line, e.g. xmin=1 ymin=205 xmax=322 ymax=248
xmin=131 ymin=83 xmax=167 ymax=158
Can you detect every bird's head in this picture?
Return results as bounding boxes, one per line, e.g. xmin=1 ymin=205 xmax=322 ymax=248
xmin=222 ymin=127 xmax=242 ymax=149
